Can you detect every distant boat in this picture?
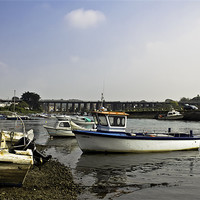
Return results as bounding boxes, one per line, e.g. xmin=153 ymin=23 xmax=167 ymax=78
xmin=71 ymin=116 xmax=95 ymax=125
xmin=56 ymin=115 xmax=71 ymax=121
xmin=73 ymin=109 xmax=200 ymax=153
xmin=56 ymin=115 xmax=94 ymax=125
xmin=6 ymin=114 xmax=30 ymax=120
xmin=158 ymin=110 xmax=183 ymax=120
xmin=0 ymin=114 xmax=6 ymax=120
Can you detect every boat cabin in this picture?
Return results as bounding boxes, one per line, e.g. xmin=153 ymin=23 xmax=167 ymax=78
xmin=55 ymin=121 xmax=71 ymax=128
xmin=92 ymin=111 xmax=129 ymax=133
xmin=167 ymin=110 xmax=181 ymax=116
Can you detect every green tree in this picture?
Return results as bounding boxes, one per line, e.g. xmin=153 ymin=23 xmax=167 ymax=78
xmin=21 ymin=91 xmax=41 ymax=111
xmin=18 ymin=101 xmax=29 ymax=109
xmin=191 ymin=95 xmax=200 ymax=102
xmin=179 ymin=97 xmax=190 ymax=102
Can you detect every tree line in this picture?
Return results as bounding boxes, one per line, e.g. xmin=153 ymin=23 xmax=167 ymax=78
xmin=1 ymin=92 xmax=200 ymax=114
xmin=0 ymin=91 xmax=42 ymax=113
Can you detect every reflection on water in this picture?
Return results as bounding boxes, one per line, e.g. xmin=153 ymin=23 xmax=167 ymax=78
xmin=1 ymin=118 xmax=200 ymax=199
xmin=75 ymin=151 xmax=200 ymax=199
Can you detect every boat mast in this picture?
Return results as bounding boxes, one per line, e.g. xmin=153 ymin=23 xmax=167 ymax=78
xmin=100 ymin=80 xmax=105 ymax=109
xmin=13 ymin=90 xmax=16 ymax=113
xmin=100 ymin=92 xmax=104 ymax=108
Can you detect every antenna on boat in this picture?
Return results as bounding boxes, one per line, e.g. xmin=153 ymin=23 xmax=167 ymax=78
xmin=101 ymin=79 xmax=105 ymax=107
xmin=101 ymin=92 xmax=104 ymax=104
xmin=100 ymin=92 xmax=107 ymax=111
xmin=99 ymin=80 xmax=107 ymax=111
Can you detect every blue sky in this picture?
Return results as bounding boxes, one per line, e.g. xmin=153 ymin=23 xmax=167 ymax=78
xmin=1 ymin=0 xmax=200 ymax=101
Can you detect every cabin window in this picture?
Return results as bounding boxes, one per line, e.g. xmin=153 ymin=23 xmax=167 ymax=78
xmin=59 ymin=122 xmax=70 ymax=127
xmin=98 ymin=115 xmax=108 ymax=126
xmin=108 ymin=116 xmax=125 ymax=127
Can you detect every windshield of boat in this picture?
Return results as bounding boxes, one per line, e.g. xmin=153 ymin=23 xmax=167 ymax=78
xmin=59 ymin=122 xmax=70 ymax=127
xmin=108 ymin=116 xmax=125 ymax=127
xmin=98 ymin=114 xmax=108 ymax=126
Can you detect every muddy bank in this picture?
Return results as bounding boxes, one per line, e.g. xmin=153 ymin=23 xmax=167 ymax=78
xmin=0 ymin=150 xmax=81 ymax=200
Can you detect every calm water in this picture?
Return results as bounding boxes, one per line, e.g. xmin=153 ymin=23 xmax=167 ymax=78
xmin=1 ymin=118 xmax=200 ymax=200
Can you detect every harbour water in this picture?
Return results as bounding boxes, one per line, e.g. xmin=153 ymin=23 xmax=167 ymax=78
xmin=1 ymin=118 xmax=200 ymax=199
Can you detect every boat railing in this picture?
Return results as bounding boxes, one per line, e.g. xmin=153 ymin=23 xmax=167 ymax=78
xmin=167 ymin=128 xmax=193 ymax=138
xmin=129 ymin=128 xmax=194 ymax=138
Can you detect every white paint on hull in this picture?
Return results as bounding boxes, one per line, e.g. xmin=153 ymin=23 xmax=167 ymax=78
xmin=44 ymin=126 xmax=74 ymax=137
xmin=75 ymin=133 xmax=200 ymax=153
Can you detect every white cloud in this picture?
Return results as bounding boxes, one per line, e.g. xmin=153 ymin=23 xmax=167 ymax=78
xmin=65 ymin=8 xmax=106 ymax=29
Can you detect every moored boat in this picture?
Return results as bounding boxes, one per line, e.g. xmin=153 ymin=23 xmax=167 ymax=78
xmin=73 ymin=109 xmax=200 ymax=153
xmin=158 ymin=110 xmax=183 ymax=120
xmin=6 ymin=114 xmax=30 ymax=120
xmin=44 ymin=120 xmax=89 ymax=137
xmin=0 ymin=112 xmax=52 ymax=186
xmin=71 ymin=115 xmax=95 ymax=125
xmin=44 ymin=120 xmax=74 ymax=137
xmin=56 ymin=115 xmax=71 ymax=121
xmin=2 ymin=129 xmax=33 ymax=144
xmin=0 ymin=129 xmax=33 ymax=186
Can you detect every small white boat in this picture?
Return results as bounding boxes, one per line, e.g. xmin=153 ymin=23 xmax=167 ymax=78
xmin=73 ymin=110 xmax=200 ymax=153
xmin=44 ymin=120 xmax=87 ymax=137
xmin=44 ymin=121 xmax=74 ymax=137
xmin=71 ymin=116 xmax=94 ymax=125
xmin=158 ymin=110 xmax=183 ymax=120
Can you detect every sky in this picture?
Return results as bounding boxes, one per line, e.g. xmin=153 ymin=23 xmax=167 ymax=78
xmin=1 ymin=0 xmax=200 ymax=102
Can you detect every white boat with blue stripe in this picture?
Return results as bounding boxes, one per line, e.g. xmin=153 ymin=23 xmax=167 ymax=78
xmin=73 ymin=109 xmax=200 ymax=153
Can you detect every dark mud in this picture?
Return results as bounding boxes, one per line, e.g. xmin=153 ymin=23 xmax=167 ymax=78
xmin=0 ymin=146 xmax=82 ymax=200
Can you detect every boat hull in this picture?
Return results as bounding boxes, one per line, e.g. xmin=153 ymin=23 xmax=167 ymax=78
xmin=158 ymin=115 xmax=183 ymax=120
xmin=0 ymin=149 xmax=33 ymax=186
xmin=44 ymin=126 xmax=74 ymax=137
xmin=0 ymin=163 xmax=31 ymax=186
xmin=73 ymin=131 xmax=200 ymax=153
